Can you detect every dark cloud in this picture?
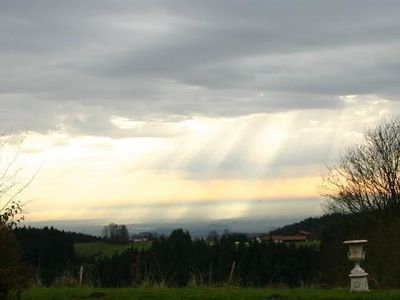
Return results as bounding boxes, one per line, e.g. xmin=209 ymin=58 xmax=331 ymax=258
xmin=1 ymin=0 xmax=400 ymax=135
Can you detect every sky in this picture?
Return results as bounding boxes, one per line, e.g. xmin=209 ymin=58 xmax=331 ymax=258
xmin=1 ymin=1 xmax=400 ymax=225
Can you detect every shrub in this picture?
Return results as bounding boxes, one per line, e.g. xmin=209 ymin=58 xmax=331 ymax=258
xmin=0 ymin=226 xmax=32 ymax=299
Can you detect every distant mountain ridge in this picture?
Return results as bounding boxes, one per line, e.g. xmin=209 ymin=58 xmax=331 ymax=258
xmin=25 ymin=217 xmax=304 ymax=238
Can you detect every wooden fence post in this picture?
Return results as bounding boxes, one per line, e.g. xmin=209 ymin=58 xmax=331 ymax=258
xmin=228 ymin=261 xmax=236 ymax=284
xmin=79 ymin=265 xmax=84 ymax=286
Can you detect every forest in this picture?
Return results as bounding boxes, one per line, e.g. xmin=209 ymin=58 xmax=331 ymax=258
xmin=4 ymin=207 xmax=400 ymax=290
xmin=7 ymin=226 xmax=318 ymax=288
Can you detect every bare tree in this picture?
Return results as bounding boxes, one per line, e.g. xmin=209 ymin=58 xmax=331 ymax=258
xmin=0 ymin=135 xmax=36 ymax=228
xmin=321 ymin=117 xmax=400 ymax=214
xmin=0 ymin=135 xmax=36 ymax=298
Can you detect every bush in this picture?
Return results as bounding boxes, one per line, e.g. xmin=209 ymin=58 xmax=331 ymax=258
xmin=0 ymin=226 xmax=32 ymax=299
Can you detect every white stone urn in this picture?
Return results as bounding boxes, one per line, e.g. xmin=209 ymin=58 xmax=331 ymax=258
xmin=343 ymin=240 xmax=369 ymax=292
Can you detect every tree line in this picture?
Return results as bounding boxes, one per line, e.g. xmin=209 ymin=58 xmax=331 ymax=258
xmin=102 ymin=223 xmax=130 ymax=244
xmin=92 ymin=229 xmax=319 ymax=288
xmin=13 ymin=226 xmax=81 ymax=286
xmin=7 ymin=226 xmax=319 ymax=288
xmin=5 ymin=214 xmax=400 ymax=290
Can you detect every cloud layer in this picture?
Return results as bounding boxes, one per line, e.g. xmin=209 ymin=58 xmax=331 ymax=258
xmin=1 ymin=1 xmax=400 ymax=135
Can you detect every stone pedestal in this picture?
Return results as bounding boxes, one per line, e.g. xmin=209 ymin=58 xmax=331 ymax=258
xmin=343 ymin=240 xmax=369 ymax=292
xmin=350 ymin=274 xmax=369 ymax=292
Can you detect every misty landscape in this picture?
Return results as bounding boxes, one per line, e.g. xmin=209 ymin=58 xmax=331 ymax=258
xmin=2 ymin=1 xmax=400 ymax=300
xmin=26 ymin=217 xmax=302 ymax=238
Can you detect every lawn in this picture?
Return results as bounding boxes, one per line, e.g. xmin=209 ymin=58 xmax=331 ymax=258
xmin=74 ymin=241 xmax=152 ymax=258
xmin=21 ymin=287 xmax=400 ymax=300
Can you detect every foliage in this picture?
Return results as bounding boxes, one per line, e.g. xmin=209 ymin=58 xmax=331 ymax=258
xmin=90 ymin=229 xmax=319 ymax=288
xmin=270 ymin=213 xmax=343 ymax=240
xmin=150 ymin=229 xmax=193 ymax=287
xmin=319 ymin=210 xmax=400 ymax=288
xmin=74 ymin=241 xmax=151 ymax=258
xmin=13 ymin=226 xmax=75 ymax=286
xmin=21 ymin=287 xmax=400 ymax=300
xmin=0 ymin=136 xmax=35 ymax=298
xmin=317 ymin=117 xmax=400 ymax=288
xmin=131 ymin=232 xmax=158 ymax=241
xmin=94 ymin=248 xmax=139 ymax=287
xmin=0 ymin=201 xmax=24 ymax=228
xmin=0 ymin=226 xmax=32 ymax=299
xmin=321 ymin=117 xmax=400 ymax=214
xmin=13 ymin=218 xmax=400 ymax=289
xmin=64 ymin=231 xmax=103 ymax=243
xmin=103 ymin=223 xmax=130 ymax=244
xmin=16 ymin=219 xmax=400 ymax=289
xmin=206 ymin=230 xmax=219 ymax=242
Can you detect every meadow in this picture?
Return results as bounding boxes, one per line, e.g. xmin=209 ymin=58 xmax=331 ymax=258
xmin=21 ymin=287 xmax=400 ymax=300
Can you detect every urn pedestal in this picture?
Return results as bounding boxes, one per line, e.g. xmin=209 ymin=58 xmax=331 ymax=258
xmin=343 ymin=240 xmax=369 ymax=292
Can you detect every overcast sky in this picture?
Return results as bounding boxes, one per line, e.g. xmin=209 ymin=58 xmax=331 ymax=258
xmin=1 ymin=1 xmax=400 ymax=224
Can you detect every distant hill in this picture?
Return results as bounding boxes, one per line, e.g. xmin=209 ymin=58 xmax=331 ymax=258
xmin=25 ymin=217 xmax=302 ymax=238
xmin=269 ymin=213 xmax=343 ymax=240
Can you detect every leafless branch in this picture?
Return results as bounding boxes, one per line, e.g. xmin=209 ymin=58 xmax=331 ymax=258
xmin=321 ymin=116 xmax=400 ymax=214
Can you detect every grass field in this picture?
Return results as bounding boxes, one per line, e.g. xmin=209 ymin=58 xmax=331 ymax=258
xmin=21 ymin=287 xmax=400 ymax=300
xmin=74 ymin=241 xmax=152 ymax=258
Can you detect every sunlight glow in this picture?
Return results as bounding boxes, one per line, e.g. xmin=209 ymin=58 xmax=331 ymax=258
xmin=10 ymin=101 xmax=395 ymax=223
